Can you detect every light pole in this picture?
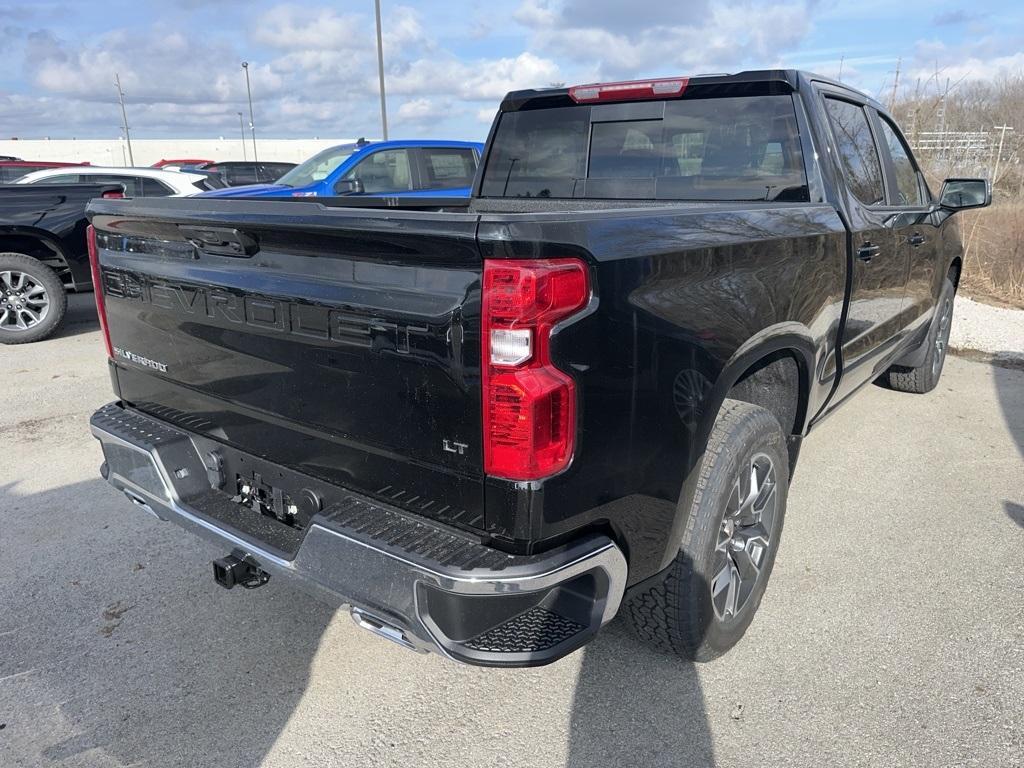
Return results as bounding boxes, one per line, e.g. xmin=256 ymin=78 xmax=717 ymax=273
xmin=374 ymin=0 xmax=388 ymax=140
xmin=237 ymin=112 xmax=247 ymax=161
xmin=241 ymin=62 xmax=258 ymax=164
xmin=114 ymin=73 xmax=135 ymax=166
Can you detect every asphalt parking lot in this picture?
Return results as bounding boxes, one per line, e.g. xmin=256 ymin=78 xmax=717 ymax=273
xmin=1 ymin=293 xmax=1022 ymax=768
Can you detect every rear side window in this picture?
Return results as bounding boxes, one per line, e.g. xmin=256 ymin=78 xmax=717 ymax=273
xmin=420 ymin=148 xmax=477 ymax=189
xmin=877 ymin=116 xmax=924 ymax=206
xmin=823 ymin=98 xmax=885 ymax=206
xmin=30 ymin=173 xmax=80 ymax=184
xmin=139 ymin=177 xmax=173 ymax=197
xmin=480 ymin=95 xmax=808 ymax=201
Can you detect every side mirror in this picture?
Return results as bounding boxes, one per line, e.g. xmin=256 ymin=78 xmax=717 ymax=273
xmin=938 ymin=178 xmax=991 ymax=211
xmin=333 ymin=178 xmax=364 ymax=195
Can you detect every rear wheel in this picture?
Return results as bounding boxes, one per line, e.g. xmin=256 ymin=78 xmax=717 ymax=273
xmin=0 ymin=253 xmax=67 ymax=345
xmin=623 ymin=399 xmax=789 ymax=661
xmin=885 ymin=275 xmax=955 ymax=394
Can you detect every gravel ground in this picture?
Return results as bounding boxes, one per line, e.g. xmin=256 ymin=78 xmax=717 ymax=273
xmin=1 ymin=294 xmax=1022 ymax=768
xmin=951 ymin=295 xmax=1024 ymax=360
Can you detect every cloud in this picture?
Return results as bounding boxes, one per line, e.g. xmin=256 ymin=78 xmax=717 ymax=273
xmin=931 ymin=9 xmax=982 ymax=26
xmin=389 ymin=52 xmax=560 ymax=101
xmin=514 ymin=0 xmax=816 ymax=79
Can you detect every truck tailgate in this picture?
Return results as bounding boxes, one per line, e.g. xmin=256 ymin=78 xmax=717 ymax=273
xmin=89 ymin=199 xmax=486 ymax=532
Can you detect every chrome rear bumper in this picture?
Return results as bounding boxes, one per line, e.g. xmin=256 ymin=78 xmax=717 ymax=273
xmin=90 ymin=402 xmax=626 ymax=667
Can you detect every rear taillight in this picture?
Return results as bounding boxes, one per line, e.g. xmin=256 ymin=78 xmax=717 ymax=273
xmin=568 ymin=77 xmax=689 ymax=103
xmin=481 ymin=259 xmax=589 ymax=481
xmin=86 ymin=224 xmax=113 ymax=359
xmin=101 ymin=190 xmax=124 ymax=199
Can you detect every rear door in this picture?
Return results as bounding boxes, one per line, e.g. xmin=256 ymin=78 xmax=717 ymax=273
xmin=819 ymin=93 xmax=910 ymax=403
xmin=91 ymin=200 xmax=488 ymax=532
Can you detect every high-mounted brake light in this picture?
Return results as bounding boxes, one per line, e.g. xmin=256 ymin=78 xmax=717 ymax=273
xmin=569 ymin=77 xmax=689 ymax=104
xmin=482 ymin=259 xmax=589 ymax=481
xmin=86 ymin=224 xmax=113 ymax=359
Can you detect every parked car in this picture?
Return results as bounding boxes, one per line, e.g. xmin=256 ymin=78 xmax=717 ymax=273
xmin=0 ymin=183 xmax=121 ymax=343
xmin=16 ymin=166 xmax=216 ymax=196
xmin=86 ymin=70 xmax=989 ymax=667
xmin=198 ymin=139 xmax=483 ymax=198
xmin=193 ymin=160 xmax=297 ymax=186
xmin=0 ymin=160 xmax=90 ymax=183
xmin=151 ymin=158 xmax=214 ymax=169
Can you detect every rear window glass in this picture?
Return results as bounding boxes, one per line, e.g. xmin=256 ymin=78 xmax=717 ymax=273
xmin=422 ymin=148 xmax=477 ymax=189
xmin=480 ymin=95 xmax=808 ymax=201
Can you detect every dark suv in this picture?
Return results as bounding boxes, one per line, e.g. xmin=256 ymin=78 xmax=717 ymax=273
xmin=196 ymin=161 xmax=297 ymax=186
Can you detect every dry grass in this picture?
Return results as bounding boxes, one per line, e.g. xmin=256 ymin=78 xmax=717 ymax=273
xmin=959 ymin=202 xmax=1024 ymax=309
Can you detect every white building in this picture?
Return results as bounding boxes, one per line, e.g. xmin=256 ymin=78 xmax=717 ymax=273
xmin=0 ymin=138 xmax=366 ymax=167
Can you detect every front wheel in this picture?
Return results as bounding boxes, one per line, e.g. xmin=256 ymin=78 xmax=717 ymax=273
xmin=0 ymin=253 xmax=67 ymax=345
xmin=624 ymin=399 xmax=789 ymax=661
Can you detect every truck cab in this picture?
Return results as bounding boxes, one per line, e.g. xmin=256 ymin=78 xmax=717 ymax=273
xmin=198 ymin=139 xmax=484 ymax=199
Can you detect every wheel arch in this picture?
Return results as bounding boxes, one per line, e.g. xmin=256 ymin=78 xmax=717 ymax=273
xmin=698 ymin=324 xmax=817 ymax=476
xmin=0 ymin=227 xmax=74 ymax=285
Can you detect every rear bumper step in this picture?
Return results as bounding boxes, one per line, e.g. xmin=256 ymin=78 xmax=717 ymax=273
xmin=90 ymin=402 xmax=626 ymax=667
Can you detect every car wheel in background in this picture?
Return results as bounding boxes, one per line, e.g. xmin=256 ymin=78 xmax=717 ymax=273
xmin=0 ymin=253 xmax=67 ymax=344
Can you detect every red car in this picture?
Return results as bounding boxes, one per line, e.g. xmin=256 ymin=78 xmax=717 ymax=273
xmin=0 ymin=161 xmax=89 ymax=183
xmin=151 ymin=158 xmax=214 ymax=169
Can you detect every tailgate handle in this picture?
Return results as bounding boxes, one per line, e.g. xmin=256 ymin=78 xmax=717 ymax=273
xmin=178 ymin=226 xmax=259 ymax=257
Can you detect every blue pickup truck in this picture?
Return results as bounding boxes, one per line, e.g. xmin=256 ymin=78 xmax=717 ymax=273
xmin=198 ymin=139 xmax=483 ymax=199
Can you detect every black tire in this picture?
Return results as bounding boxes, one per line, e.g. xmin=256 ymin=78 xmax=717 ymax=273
xmin=885 ymin=275 xmax=955 ymax=394
xmin=624 ymin=399 xmax=789 ymax=661
xmin=0 ymin=252 xmax=68 ymax=345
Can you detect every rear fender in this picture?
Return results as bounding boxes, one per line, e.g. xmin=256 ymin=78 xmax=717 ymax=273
xmin=655 ymin=323 xmax=816 ymax=574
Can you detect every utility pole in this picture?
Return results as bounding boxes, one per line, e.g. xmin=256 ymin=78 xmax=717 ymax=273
xmin=114 ymin=73 xmax=135 ymax=166
xmin=992 ymin=124 xmax=1014 ymax=186
xmin=241 ymin=62 xmax=258 ymax=164
xmin=237 ymin=112 xmax=247 ymax=161
xmin=889 ymin=57 xmax=901 ymax=110
xmin=837 ymin=55 xmax=845 ymax=80
xmin=374 ymin=0 xmax=389 ymax=140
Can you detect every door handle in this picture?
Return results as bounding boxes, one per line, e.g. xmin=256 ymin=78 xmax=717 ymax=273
xmin=856 ymin=243 xmax=881 ymax=262
xmin=908 ymin=233 xmax=927 ymax=247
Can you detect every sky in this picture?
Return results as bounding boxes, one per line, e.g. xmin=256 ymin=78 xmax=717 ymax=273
xmin=0 ymin=0 xmax=1022 ymax=142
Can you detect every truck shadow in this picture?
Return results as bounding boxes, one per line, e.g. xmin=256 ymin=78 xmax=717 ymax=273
xmin=991 ymin=357 xmax=1023 ymax=531
xmin=50 ymin=291 xmax=101 ymax=340
xmin=0 ymin=477 xmax=333 ymax=768
xmin=566 ymin=601 xmax=716 ymax=767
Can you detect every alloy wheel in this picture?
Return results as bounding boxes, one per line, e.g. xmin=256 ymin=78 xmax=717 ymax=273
xmin=710 ymin=452 xmax=778 ymax=621
xmin=0 ymin=270 xmax=50 ymax=332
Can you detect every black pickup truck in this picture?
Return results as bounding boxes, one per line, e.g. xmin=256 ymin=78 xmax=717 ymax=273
xmin=87 ymin=70 xmax=989 ymax=667
xmin=1 ymin=183 xmax=122 ymax=343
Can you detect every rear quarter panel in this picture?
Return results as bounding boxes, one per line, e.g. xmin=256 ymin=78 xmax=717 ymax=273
xmin=478 ymin=203 xmax=847 ymax=581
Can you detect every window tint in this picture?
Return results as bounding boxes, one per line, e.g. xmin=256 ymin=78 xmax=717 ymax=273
xmin=420 ymin=148 xmax=476 ymax=189
xmin=224 ymin=164 xmax=259 ymax=185
xmin=878 ymin=116 xmax=923 ymax=206
xmin=140 ymin=177 xmax=173 ymax=197
xmin=345 ymin=149 xmax=413 ymax=193
xmin=823 ymin=98 xmax=885 ymax=205
xmin=480 ymin=105 xmax=589 ymax=198
xmin=29 ymin=173 xmax=80 ymax=184
xmin=87 ymin=175 xmax=139 ymax=196
xmin=481 ymin=95 xmax=807 ymax=201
